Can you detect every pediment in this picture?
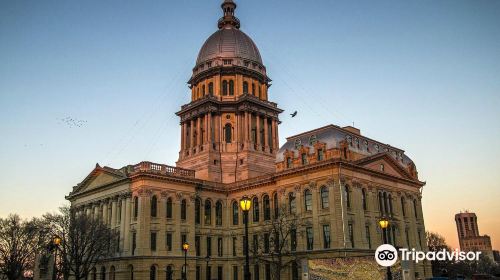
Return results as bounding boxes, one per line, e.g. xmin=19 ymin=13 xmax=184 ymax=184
xmin=355 ymin=153 xmax=413 ymax=180
xmin=72 ymin=165 xmax=127 ymax=195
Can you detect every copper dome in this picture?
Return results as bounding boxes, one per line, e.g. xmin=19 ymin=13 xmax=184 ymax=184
xmin=196 ymin=27 xmax=263 ymax=66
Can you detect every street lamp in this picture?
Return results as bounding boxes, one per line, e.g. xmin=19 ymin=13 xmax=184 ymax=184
xmin=182 ymin=242 xmax=189 ymax=280
xmin=240 ymin=196 xmax=252 ymax=280
xmin=378 ymin=217 xmax=392 ymax=280
xmin=52 ymin=235 xmax=61 ymax=280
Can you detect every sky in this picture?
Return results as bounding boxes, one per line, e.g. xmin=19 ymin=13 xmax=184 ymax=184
xmin=0 ymin=0 xmax=499 ymax=250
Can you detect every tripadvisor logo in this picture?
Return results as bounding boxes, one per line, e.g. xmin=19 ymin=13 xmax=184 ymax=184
xmin=374 ymin=244 xmax=482 ymax=267
xmin=375 ymin=244 xmax=398 ymax=267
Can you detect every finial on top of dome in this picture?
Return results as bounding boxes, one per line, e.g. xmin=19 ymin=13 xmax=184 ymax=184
xmin=218 ymin=0 xmax=240 ymax=29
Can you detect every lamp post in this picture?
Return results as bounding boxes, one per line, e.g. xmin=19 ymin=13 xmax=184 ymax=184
xmin=240 ymin=197 xmax=252 ymax=280
xmin=182 ymin=242 xmax=189 ymax=280
xmin=378 ymin=217 xmax=392 ymax=280
xmin=51 ymin=235 xmax=61 ymax=280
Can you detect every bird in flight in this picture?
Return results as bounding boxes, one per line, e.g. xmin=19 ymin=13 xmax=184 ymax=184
xmin=290 ymin=111 xmax=297 ymax=118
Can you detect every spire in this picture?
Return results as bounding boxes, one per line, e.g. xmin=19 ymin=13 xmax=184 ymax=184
xmin=218 ymin=0 xmax=240 ymax=29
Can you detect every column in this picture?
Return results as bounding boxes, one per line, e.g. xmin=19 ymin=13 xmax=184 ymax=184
xmin=263 ymin=116 xmax=269 ymax=151
xmin=190 ymin=119 xmax=195 ymax=148
xmin=119 ymin=197 xmax=126 ymax=251
xmin=181 ymin=122 xmax=185 ymax=151
xmin=272 ymin=120 xmax=278 ymax=150
xmin=243 ymin=112 xmax=248 ymax=144
xmin=111 ymin=198 xmax=117 ymax=228
xmin=102 ymin=200 xmax=109 ymax=225
xmin=197 ymin=117 xmax=201 ymax=147
xmin=256 ymin=115 xmax=261 ymax=147
xmin=124 ymin=195 xmax=132 ymax=253
xmin=207 ymin=112 xmax=212 ymax=143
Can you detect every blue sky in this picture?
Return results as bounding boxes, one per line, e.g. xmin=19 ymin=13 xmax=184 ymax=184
xmin=1 ymin=0 xmax=499 ymax=249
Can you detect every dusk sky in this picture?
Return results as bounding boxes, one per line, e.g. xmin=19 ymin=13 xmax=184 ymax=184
xmin=1 ymin=0 xmax=499 ymax=250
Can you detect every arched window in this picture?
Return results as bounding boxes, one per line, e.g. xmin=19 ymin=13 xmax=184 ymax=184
xmin=181 ymin=199 xmax=187 ymax=220
xmin=128 ymin=265 xmax=134 ymax=280
xmin=101 ymin=266 xmax=106 ymax=280
xmin=304 ymin=189 xmax=312 ymax=211
xmin=344 ymin=185 xmax=351 ymax=208
xmin=320 ymin=186 xmax=329 ymax=209
xmin=263 ymin=195 xmax=270 ymax=220
xmin=291 ymin=262 xmax=299 ymax=280
xmin=204 ymin=199 xmax=212 ymax=225
xmin=133 ymin=197 xmax=139 ymax=219
xmin=202 ymin=85 xmax=206 ymax=96
xmin=413 ymin=199 xmax=418 ymax=218
xmin=252 ymin=83 xmax=256 ymax=95
xmin=151 ymin=195 xmax=158 ymax=218
xmin=92 ymin=268 xmax=97 ymax=280
xmin=388 ymin=194 xmax=393 ymax=216
xmin=222 ymin=80 xmax=228 ymax=96
xmin=232 ymin=201 xmax=239 ymax=225
xmin=362 ymin=189 xmax=367 ymax=211
xmin=258 ymin=86 xmax=262 ymax=99
xmin=252 ymin=197 xmax=259 ymax=222
xmin=195 ymin=199 xmax=201 ymax=224
xmin=224 ymin=123 xmax=232 ymax=143
xmin=166 ymin=265 xmax=173 ymax=280
xmin=243 ymin=81 xmax=249 ymax=94
xmin=166 ymin=197 xmax=172 ymax=218
xmin=110 ymin=266 xmax=115 ymax=280
xmin=208 ymin=82 xmax=214 ymax=95
xmin=289 ymin=193 xmax=296 ymax=214
xmin=401 ymin=197 xmax=406 ymax=217
xmin=150 ymin=265 xmax=156 ymax=280
xmin=216 ymin=201 xmax=223 ymax=226
xmin=229 ymin=80 xmax=234 ymax=95
xmin=273 ymin=193 xmax=279 ymax=218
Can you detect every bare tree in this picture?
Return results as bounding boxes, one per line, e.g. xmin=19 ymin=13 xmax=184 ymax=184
xmin=251 ymin=205 xmax=302 ymax=280
xmin=0 ymin=215 xmax=48 ymax=280
xmin=44 ymin=206 xmax=118 ymax=280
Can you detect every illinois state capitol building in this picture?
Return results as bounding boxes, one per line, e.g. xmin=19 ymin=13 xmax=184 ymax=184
xmin=66 ymin=1 xmax=431 ymax=279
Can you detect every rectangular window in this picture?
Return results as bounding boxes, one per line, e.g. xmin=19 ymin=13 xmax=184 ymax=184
xmin=418 ymin=231 xmax=423 ymax=249
xmin=195 ymin=235 xmax=201 ymax=256
xmin=348 ymin=223 xmax=354 ymax=248
xmin=181 ymin=234 xmax=187 ymax=250
xmin=291 ymin=228 xmax=297 ymax=252
xmin=196 ymin=266 xmax=201 ymax=280
xmin=306 ymin=227 xmax=313 ymax=250
xmin=286 ymin=157 xmax=292 ymax=168
xmin=232 ymin=237 xmax=237 ymax=256
xmin=150 ymin=232 xmax=157 ymax=251
xmin=207 ymin=236 xmax=212 ymax=256
xmin=265 ymin=264 xmax=271 ymax=280
xmin=264 ymin=233 xmax=270 ymax=253
xmin=233 ymin=266 xmax=238 ymax=280
xmin=323 ymin=225 xmax=331 ymax=249
xmin=405 ymin=228 xmax=410 ymax=247
xmin=365 ymin=225 xmax=371 ymax=249
xmin=132 ymin=232 xmax=136 ymax=255
xmin=252 ymin=234 xmax=258 ymax=254
xmin=218 ymin=266 xmax=223 ymax=280
xmin=301 ymin=153 xmax=307 ymax=165
xmin=166 ymin=233 xmax=172 ymax=251
xmin=218 ymin=237 xmax=223 ymax=257
xmin=254 ymin=265 xmax=260 ymax=280
xmin=317 ymin=149 xmax=324 ymax=161
xmin=206 ymin=266 xmax=211 ymax=280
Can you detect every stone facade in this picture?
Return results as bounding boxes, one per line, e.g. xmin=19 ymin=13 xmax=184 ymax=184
xmin=455 ymin=211 xmax=494 ymax=260
xmin=64 ymin=1 xmax=432 ymax=280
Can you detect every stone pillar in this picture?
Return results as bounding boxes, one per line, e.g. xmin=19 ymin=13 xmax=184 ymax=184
xmin=111 ymin=198 xmax=117 ymax=228
xmin=181 ymin=122 xmax=185 ymax=151
xmin=190 ymin=119 xmax=195 ymax=149
xmin=124 ymin=195 xmax=132 ymax=254
xmin=263 ymin=117 xmax=269 ymax=151
xmin=243 ymin=111 xmax=249 ymax=144
xmin=207 ymin=112 xmax=212 ymax=143
xmin=197 ymin=117 xmax=201 ymax=147
xmin=256 ymin=115 xmax=261 ymax=147
xmin=102 ymin=200 xmax=109 ymax=225
xmin=119 ymin=197 xmax=126 ymax=251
